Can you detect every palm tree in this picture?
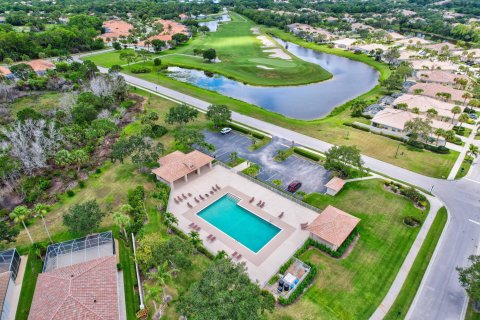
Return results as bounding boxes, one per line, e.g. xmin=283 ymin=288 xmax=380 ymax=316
xmin=10 ymin=206 xmax=33 ymax=244
xmin=434 ymin=128 xmax=446 ymax=146
xmin=163 ymin=211 xmax=178 ymax=234
xmin=113 ymin=211 xmax=131 ymax=240
xmin=451 ymin=106 xmax=462 ymax=124
xmin=462 ymin=93 xmax=472 ymax=106
xmin=33 ymin=203 xmax=52 ymax=243
xmin=147 ymin=261 xmax=175 ymax=313
xmin=467 ymin=144 xmax=479 ymax=159
xmin=189 ymin=231 xmax=201 ymax=252
xmin=426 ymin=108 xmax=438 ymax=119
xmin=229 ymin=151 xmax=238 ymax=165
xmin=144 ymin=283 xmax=163 ymax=315
xmin=458 ymin=113 xmax=470 ymax=128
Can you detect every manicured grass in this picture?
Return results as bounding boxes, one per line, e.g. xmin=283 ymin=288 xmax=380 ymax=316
xmin=269 ymin=179 xmax=427 ymax=319
xmin=85 ymin=25 xmax=458 ymax=178
xmin=119 ymin=240 xmax=139 ymax=320
xmin=456 ymin=156 xmax=473 ymax=179
xmin=466 ymin=301 xmax=480 ymax=320
xmin=384 ymin=207 xmax=448 ymax=319
xmin=15 ymin=250 xmax=43 ymax=320
xmin=10 ymin=92 xmax=62 ymax=116
xmin=88 ymin=12 xmax=331 ymax=86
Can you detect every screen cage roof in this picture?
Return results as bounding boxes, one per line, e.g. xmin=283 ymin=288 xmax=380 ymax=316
xmin=0 ymin=248 xmax=20 ymax=281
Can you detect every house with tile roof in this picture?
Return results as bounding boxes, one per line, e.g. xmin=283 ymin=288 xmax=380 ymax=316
xmin=0 ymin=66 xmax=13 ymax=80
xmin=100 ymin=20 xmax=133 ymax=42
xmin=25 ymin=59 xmax=55 ymax=75
xmin=416 ymin=70 xmax=469 ymax=86
xmin=28 ymin=232 xmax=124 ymax=320
xmin=393 ymin=94 xmax=458 ymax=121
xmin=325 ymin=177 xmax=346 ymax=196
xmin=307 ymin=205 xmax=360 ymax=250
xmin=408 ymin=82 xmax=471 ymax=104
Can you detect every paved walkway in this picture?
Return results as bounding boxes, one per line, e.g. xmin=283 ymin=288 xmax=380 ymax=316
xmin=370 ymin=195 xmax=444 ymax=320
xmin=447 ymin=124 xmax=478 ymax=180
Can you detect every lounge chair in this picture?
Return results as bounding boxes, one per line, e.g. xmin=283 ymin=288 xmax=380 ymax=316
xmin=194 ymin=197 xmax=199 ymax=203
xmin=211 ymin=236 xmax=216 ymax=242
xmin=232 ymin=251 xmax=238 ymax=258
xmin=189 ymin=222 xmax=195 ymax=228
xmin=187 ymin=202 xmax=192 ymax=208
xmin=300 ymin=223 xmax=309 ymax=230
xmin=188 ymin=193 xmax=192 ymax=197
xmin=174 ymin=198 xmax=179 ymax=204
xmin=249 ymin=197 xmax=254 ymax=203
xmin=205 ymin=193 xmax=209 ymax=198
xmin=178 ymin=196 xmax=183 ymax=202
xmin=236 ymin=254 xmax=242 ymax=260
xmin=182 ymin=193 xmax=187 ymax=199
xmin=207 ymin=234 xmax=212 ymax=240
xmin=199 ymin=195 xmax=204 ymax=200
xmin=278 ymin=212 xmax=284 ymax=218
xmin=257 ymin=201 xmax=261 ymax=206
xmin=260 ymin=202 xmax=265 ymax=208
xmin=210 ymin=190 xmax=214 ymax=195
xmin=196 ymin=226 xmax=201 ymax=231
xmin=216 ymin=184 xmax=221 ymax=189
xmin=212 ymin=186 xmax=216 ymax=191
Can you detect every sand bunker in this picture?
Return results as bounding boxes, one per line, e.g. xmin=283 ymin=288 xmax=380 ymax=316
xmin=257 ymin=65 xmax=274 ymax=70
xmin=257 ymin=35 xmax=276 ymax=47
xmin=263 ymin=48 xmax=291 ymax=60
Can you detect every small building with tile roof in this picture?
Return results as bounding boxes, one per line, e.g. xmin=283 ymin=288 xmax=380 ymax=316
xmin=0 ymin=66 xmax=13 ymax=79
xmin=307 ymin=205 xmax=360 ymax=250
xmin=152 ymin=150 xmax=214 ymax=188
xmin=25 ymin=59 xmax=55 ymax=75
xmin=325 ymin=177 xmax=346 ymax=196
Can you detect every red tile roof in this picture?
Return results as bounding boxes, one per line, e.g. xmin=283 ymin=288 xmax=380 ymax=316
xmin=325 ymin=177 xmax=346 ymax=192
xmin=0 ymin=66 xmax=11 ymax=76
xmin=100 ymin=20 xmax=133 ymax=41
xmin=0 ymin=272 xmax=11 ymax=313
xmin=152 ymin=150 xmax=214 ymax=183
xmin=307 ymin=205 xmax=360 ymax=248
xmin=28 ymin=256 xmax=119 ymax=320
xmin=25 ymin=60 xmax=55 ymax=72
xmin=138 ymin=19 xmax=188 ymax=46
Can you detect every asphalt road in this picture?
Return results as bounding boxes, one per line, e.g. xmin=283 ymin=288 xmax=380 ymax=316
xmin=77 ymin=55 xmax=480 ymax=319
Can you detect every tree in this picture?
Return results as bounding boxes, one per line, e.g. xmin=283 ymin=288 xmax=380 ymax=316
xmin=463 ymin=92 xmax=472 ymax=106
xmin=165 ymin=104 xmax=199 ymax=126
xmin=112 ymin=42 xmax=122 ymax=50
xmin=229 ymin=151 xmax=239 ymax=164
xmin=63 ymin=200 xmax=105 ymax=235
xmin=147 ymin=261 xmax=175 ymax=316
xmin=119 ymin=51 xmax=137 ymax=65
xmin=384 ymin=47 xmax=400 ymax=65
xmin=203 ymin=48 xmax=217 ymax=62
xmin=9 ymin=63 xmax=34 ymax=80
xmin=206 ymin=104 xmax=231 ymax=127
xmin=458 ymin=113 xmax=470 ymax=128
xmin=324 ymin=145 xmax=364 ymax=178
xmin=451 ymin=106 xmax=462 ymax=123
xmin=109 ymin=64 xmax=123 ymax=74
xmin=396 ymin=62 xmax=413 ymax=81
xmin=33 ymin=203 xmax=52 ymax=242
xmin=172 ymin=33 xmax=189 ymax=44
xmin=113 ymin=211 xmax=131 ymax=240
xmin=434 ymin=128 xmax=446 ymax=146
xmin=350 ymin=100 xmax=367 ymax=117
xmin=10 ymin=206 xmax=33 ymax=244
xmin=426 ymin=108 xmax=438 ymax=119
xmin=189 ymin=230 xmax=202 ymax=252
xmin=153 ymin=58 xmax=162 ymax=66
xmin=151 ymin=39 xmax=166 ymax=52
xmin=163 ymin=211 xmax=178 ymax=234
xmin=467 ymin=144 xmax=479 ymax=159
xmin=70 ymin=149 xmax=88 ymax=172
xmin=137 ymin=49 xmax=150 ymax=62
xmin=381 ymin=72 xmax=403 ymax=91
xmin=176 ymin=258 xmax=275 ymax=320
xmin=174 ymin=127 xmax=207 ymax=149
xmin=405 ymin=117 xmax=433 ymax=143
xmin=0 ymin=221 xmax=19 ymax=245
xmin=457 ymin=255 xmax=480 ymax=310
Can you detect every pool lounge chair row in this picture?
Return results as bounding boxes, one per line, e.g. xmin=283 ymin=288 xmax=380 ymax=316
xmin=188 ymin=223 xmax=201 ymax=231
xmin=232 ymin=251 xmax=242 ymax=261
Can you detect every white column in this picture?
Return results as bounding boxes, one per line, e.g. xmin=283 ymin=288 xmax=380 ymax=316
xmin=184 ymin=175 xmax=188 ymax=182
xmin=197 ymin=167 xmax=201 ymax=175
xmin=208 ymin=162 xmax=212 ymax=168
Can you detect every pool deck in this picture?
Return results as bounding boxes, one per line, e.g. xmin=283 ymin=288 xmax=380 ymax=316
xmin=167 ymin=165 xmax=319 ymax=286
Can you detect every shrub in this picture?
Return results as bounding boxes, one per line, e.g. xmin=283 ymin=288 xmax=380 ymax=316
xmin=78 ymin=181 xmax=85 ymax=188
xmin=153 ymin=58 xmax=161 ymax=66
xmin=241 ymin=164 xmax=260 ymax=177
xmin=228 ymin=123 xmax=252 ymax=135
xmin=404 ymin=216 xmax=421 ymax=227
xmin=424 ymin=144 xmax=450 ymax=154
xmin=66 ymin=190 xmax=75 ymax=197
xmin=401 ymin=187 xmax=427 ymax=204
xmin=293 ymin=148 xmax=320 ymax=161
xmin=95 ymin=168 xmax=102 ymax=174
xmin=130 ymin=66 xmax=151 ymax=74
xmin=120 ymin=99 xmax=136 ymax=109
xmin=348 ymin=122 xmax=370 ymax=132
xmin=252 ymin=132 xmax=265 ymax=140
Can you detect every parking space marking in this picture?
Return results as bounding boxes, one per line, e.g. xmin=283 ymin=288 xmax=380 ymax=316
xmin=468 ymin=219 xmax=480 ymax=226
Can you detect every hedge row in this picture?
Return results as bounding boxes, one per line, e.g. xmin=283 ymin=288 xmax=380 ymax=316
xmin=293 ymin=147 xmax=321 ymax=161
xmin=343 ymin=122 xmax=370 ymax=132
xmin=229 ymin=123 xmax=266 ymax=140
xmin=278 ymin=262 xmax=317 ymax=305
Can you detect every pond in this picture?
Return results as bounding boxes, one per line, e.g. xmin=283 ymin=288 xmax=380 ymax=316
xmin=198 ymin=14 xmax=231 ymax=32
xmin=166 ymin=38 xmax=379 ymax=120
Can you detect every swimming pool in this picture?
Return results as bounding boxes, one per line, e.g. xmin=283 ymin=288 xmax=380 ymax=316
xmin=197 ymin=194 xmax=281 ymax=253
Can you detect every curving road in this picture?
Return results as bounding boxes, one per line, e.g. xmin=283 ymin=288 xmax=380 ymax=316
xmin=76 ymin=53 xmax=480 ymax=319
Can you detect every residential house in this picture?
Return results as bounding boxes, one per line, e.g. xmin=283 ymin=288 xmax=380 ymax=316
xmin=25 ymin=59 xmax=55 ymax=76
xmin=137 ymin=19 xmax=189 ymax=49
xmin=179 ymin=13 xmax=190 ymax=20
xmin=395 ymin=37 xmax=431 ymax=47
xmin=393 ymin=94 xmax=458 ymax=121
xmin=100 ymin=19 xmax=133 ymax=43
xmin=286 ymin=23 xmax=333 ymax=42
xmin=332 ymin=37 xmax=357 ymax=49
xmin=0 ymin=249 xmax=21 ymax=320
xmin=425 ymin=42 xmax=458 ymax=54
xmin=0 ymin=66 xmax=14 ymax=80
xmin=352 ymin=43 xmax=390 ymax=54
xmin=408 ymin=82 xmax=471 ymax=104
xmin=416 ymin=70 xmax=469 ymax=86
xmin=307 ymin=205 xmax=360 ymax=251
xmin=28 ymin=232 xmax=124 ymax=320
xmin=410 ymin=59 xmax=460 ymax=71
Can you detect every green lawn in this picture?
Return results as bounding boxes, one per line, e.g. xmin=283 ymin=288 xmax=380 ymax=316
xmin=466 ymin=301 xmax=480 ymax=320
xmin=87 ymin=12 xmax=331 ymax=87
xmin=384 ymin=207 xmax=448 ymax=319
xmin=15 ymin=249 xmax=43 ymax=320
xmin=456 ymin=156 xmax=473 ymax=180
xmin=119 ymin=240 xmax=140 ymax=320
xmin=10 ymin=92 xmax=62 ymax=116
xmin=269 ymin=179 xmax=428 ymax=319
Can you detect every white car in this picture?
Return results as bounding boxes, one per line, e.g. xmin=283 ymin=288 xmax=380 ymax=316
xmin=220 ymin=127 xmax=232 ymax=135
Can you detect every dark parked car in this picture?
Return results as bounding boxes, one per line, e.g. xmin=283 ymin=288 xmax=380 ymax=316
xmin=287 ymin=181 xmax=302 ymax=193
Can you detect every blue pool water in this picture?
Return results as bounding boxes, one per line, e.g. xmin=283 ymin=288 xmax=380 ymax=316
xmin=197 ymin=195 xmax=281 ymax=253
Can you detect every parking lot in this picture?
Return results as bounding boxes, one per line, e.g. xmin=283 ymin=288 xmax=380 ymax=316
xmin=201 ymin=130 xmax=331 ymax=194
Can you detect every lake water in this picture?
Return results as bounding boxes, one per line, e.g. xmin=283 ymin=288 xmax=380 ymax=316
xmin=166 ymin=38 xmax=379 ymax=120
xmin=198 ymin=14 xmax=231 ymax=32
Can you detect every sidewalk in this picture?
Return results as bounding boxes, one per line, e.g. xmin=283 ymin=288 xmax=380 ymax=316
xmin=447 ymin=125 xmax=477 ymax=180
xmin=370 ymin=195 xmax=444 ymax=320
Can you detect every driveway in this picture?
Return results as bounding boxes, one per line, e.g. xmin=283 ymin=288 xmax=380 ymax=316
xmin=202 ymin=130 xmax=331 ymax=194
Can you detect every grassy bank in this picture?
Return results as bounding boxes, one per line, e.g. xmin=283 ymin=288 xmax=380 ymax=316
xmin=384 ymin=207 xmax=448 ymax=319
xmin=15 ymin=250 xmax=43 ymax=320
xmin=269 ymin=179 xmax=428 ymax=319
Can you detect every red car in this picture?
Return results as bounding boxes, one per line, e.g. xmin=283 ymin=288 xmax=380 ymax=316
xmin=287 ymin=181 xmax=302 ymax=193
